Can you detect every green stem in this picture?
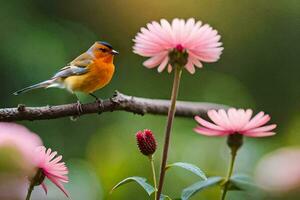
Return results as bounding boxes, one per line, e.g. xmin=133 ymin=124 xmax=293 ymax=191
xmin=221 ymin=148 xmax=238 ymax=200
xmin=149 ymin=155 xmax=158 ymax=200
xmin=156 ymin=66 xmax=182 ymax=200
xmin=25 ymin=182 xmax=35 ymax=200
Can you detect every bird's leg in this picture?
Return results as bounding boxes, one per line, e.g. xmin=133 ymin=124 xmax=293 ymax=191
xmin=74 ymin=94 xmax=83 ymax=116
xmin=76 ymin=100 xmax=83 ymax=114
xmin=89 ymin=93 xmax=104 ymax=114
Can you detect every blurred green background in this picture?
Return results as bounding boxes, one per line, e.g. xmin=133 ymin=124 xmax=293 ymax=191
xmin=0 ymin=0 xmax=299 ymax=199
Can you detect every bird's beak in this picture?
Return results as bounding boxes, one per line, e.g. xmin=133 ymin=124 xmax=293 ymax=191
xmin=111 ymin=49 xmax=119 ymax=55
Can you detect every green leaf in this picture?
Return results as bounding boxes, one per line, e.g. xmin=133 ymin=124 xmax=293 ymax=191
xmin=226 ymin=182 xmax=242 ymax=191
xmin=166 ymin=162 xmax=207 ymax=180
xmin=229 ymin=174 xmax=258 ymax=191
xmin=160 ymin=194 xmax=173 ymax=200
xmin=111 ymin=176 xmax=155 ymax=196
xmin=181 ymin=176 xmax=223 ymax=200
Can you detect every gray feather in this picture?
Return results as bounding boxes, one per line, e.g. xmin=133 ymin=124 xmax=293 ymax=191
xmin=52 ymin=65 xmax=89 ymax=79
xmin=13 ymin=80 xmax=54 ymax=95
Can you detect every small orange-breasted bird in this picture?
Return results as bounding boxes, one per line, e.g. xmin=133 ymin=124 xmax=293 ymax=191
xmin=14 ymin=41 xmax=118 ymax=110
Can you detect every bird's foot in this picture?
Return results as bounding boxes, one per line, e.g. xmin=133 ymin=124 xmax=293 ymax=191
xmin=76 ymin=100 xmax=83 ymax=115
xmin=95 ymin=98 xmax=104 ymax=114
xmin=70 ymin=101 xmax=83 ymax=121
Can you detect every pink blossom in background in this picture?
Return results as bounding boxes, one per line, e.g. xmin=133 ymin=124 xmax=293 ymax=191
xmin=0 ymin=122 xmax=42 ymax=172
xmin=133 ymin=18 xmax=223 ymax=74
xmin=34 ymin=146 xmax=69 ymax=197
xmin=255 ymin=147 xmax=300 ymax=193
xmin=0 ymin=122 xmax=42 ymax=200
xmin=0 ymin=177 xmax=28 ymax=200
xmin=194 ymin=108 xmax=276 ymax=137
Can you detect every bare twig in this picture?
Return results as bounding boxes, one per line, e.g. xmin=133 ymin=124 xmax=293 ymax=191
xmin=0 ymin=91 xmax=227 ymax=122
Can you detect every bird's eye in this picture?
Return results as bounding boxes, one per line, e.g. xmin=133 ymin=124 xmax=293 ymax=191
xmin=98 ymin=48 xmax=108 ymax=52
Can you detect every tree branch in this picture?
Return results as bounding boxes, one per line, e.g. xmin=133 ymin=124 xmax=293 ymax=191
xmin=0 ymin=91 xmax=228 ymax=122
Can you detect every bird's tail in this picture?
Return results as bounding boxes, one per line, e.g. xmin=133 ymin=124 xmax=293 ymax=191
xmin=13 ymin=80 xmax=55 ymax=95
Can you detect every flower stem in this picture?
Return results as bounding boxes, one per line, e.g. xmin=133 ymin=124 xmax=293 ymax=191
xmin=25 ymin=182 xmax=35 ymax=200
xmin=149 ymin=155 xmax=157 ymax=200
xmin=156 ymin=66 xmax=182 ymax=200
xmin=221 ymin=148 xmax=238 ymax=200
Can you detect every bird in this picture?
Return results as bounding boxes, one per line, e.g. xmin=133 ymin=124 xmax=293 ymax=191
xmin=13 ymin=41 xmax=119 ymax=113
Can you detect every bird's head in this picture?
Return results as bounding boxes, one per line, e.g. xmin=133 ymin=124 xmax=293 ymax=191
xmin=89 ymin=41 xmax=119 ymax=63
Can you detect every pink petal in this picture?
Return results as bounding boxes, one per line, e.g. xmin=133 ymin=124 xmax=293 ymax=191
xmin=240 ymin=109 xmax=253 ymax=128
xmin=182 ymin=18 xmax=196 ymax=43
xmin=143 ymin=53 xmax=168 ymax=68
xmin=45 ymin=172 xmax=69 ymax=182
xmin=194 ymin=116 xmax=225 ymax=131
xmin=50 ymin=155 xmax=63 ymax=164
xmin=189 ymin=48 xmax=223 ymax=62
xmin=47 ymin=176 xmax=69 ymax=198
xmin=48 ymin=151 xmax=58 ymax=162
xmin=184 ymin=21 xmax=203 ymax=47
xmin=141 ymin=27 xmax=165 ymax=47
xmin=225 ymin=108 xmax=250 ymax=131
xmin=227 ymin=108 xmax=240 ymax=130
xmin=243 ymin=112 xmax=270 ymax=130
xmin=218 ymin=109 xmax=233 ymax=129
xmin=160 ymin=19 xmax=175 ymax=43
xmin=41 ymin=182 xmax=48 ymax=195
xmin=157 ymin=56 xmax=169 ymax=72
xmin=243 ymin=132 xmax=276 ymax=137
xmin=185 ymin=60 xmax=196 ymax=74
xmin=152 ymin=21 xmax=172 ymax=45
xmin=172 ymin=18 xmax=181 ymax=43
xmin=190 ymin=56 xmax=203 ymax=68
xmin=207 ymin=110 xmax=226 ymax=128
xmin=194 ymin=126 xmax=228 ymax=136
xmin=146 ymin=23 xmax=166 ymax=44
xmin=244 ymin=124 xmax=277 ymax=134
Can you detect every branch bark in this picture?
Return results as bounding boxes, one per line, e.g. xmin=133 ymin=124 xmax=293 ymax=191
xmin=0 ymin=91 xmax=228 ymax=122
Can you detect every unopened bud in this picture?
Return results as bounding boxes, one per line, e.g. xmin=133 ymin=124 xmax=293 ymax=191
xmin=136 ymin=129 xmax=157 ymax=156
xmin=175 ymin=44 xmax=184 ymax=52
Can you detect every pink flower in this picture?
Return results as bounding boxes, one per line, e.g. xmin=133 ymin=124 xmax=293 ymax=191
xmin=194 ymin=108 xmax=276 ymax=137
xmin=133 ymin=18 xmax=223 ymax=74
xmin=34 ymin=146 xmax=69 ymax=197
xmin=0 ymin=123 xmax=42 ymax=199
xmin=0 ymin=122 xmax=42 ymax=173
xmin=255 ymin=147 xmax=300 ymax=193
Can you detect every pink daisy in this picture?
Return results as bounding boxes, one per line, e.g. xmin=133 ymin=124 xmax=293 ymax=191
xmin=133 ymin=18 xmax=223 ymax=74
xmin=34 ymin=146 xmax=69 ymax=197
xmin=194 ymin=108 xmax=277 ymax=137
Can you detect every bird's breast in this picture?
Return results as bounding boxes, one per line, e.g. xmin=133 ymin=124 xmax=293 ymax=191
xmin=64 ymin=62 xmax=115 ymax=93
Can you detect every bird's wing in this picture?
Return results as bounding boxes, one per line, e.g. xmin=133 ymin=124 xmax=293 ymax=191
xmin=52 ymin=65 xmax=89 ymax=79
xmin=52 ymin=52 xmax=94 ymax=79
xmin=69 ymin=52 xmax=94 ymax=67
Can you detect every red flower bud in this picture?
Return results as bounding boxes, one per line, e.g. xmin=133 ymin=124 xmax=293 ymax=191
xmin=175 ymin=44 xmax=184 ymax=52
xmin=136 ymin=129 xmax=157 ymax=156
